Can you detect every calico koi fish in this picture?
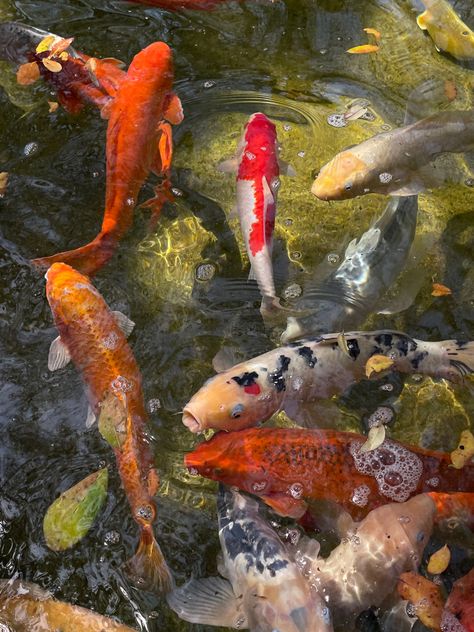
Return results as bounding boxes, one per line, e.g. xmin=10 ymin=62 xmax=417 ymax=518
xmin=311 ymin=110 xmax=474 ymax=200
xmin=218 ymin=112 xmax=295 ymax=318
xmin=168 ymin=484 xmax=333 ymax=632
xmin=185 ymin=427 xmax=474 ymax=521
xmin=33 ymin=41 xmax=183 ymax=276
xmin=182 ymin=329 xmax=474 ymax=433
xmin=45 ymin=262 xmax=173 ymax=593
xmin=417 ymin=0 xmax=474 ymax=60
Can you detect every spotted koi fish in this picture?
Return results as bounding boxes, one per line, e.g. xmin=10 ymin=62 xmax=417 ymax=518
xmin=218 ymin=112 xmax=295 ymax=319
xmin=417 ymin=0 xmax=474 ymax=60
xmin=182 ymin=329 xmax=474 ymax=433
xmin=33 ymin=41 xmax=183 ymax=276
xmin=168 ymin=484 xmax=333 ymax=632
xmin=45 ymin=262 xmax=172 ymax=593
xmin=185 ymin=428 xmax=474 ymax=521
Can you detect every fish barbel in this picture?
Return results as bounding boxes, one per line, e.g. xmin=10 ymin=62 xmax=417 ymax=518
xmin=168 ymin=484 xmax=332 ymax=631
xmin=185 ymin=427 xmax=474 ymax=520
xmin=312 ymin=110 xmax=474 ymax=200
xmin=45 ymin=262 xmax=173 ymax=593
xmin=182 ymin=329 xmax=474 ymax=433
xmin=417 ymin=0 xmax=474 ymax=60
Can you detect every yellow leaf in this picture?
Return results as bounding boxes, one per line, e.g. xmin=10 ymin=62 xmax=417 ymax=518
xmin=50 ymin=37 xmax=74 ymax=56
xmin=427 ymin=544 xmax=451 ymax=574
xmin=363 ymin=27 xmax=382 ymax=41
xmin=347 ymin=44 xmax=380 ymax=54
xmin=42 ymin=58 xmax=63 ymax=73
xmin=48 ymin=101 xmax=59 ymax=113
xmin=0 ymin=172 xmax=8 ymax=196
xmin=397 ymin=572 xmax=444 ymax=630
xmin=85 ymin=58 xmax=97 ymax=74
xmin=337 ymin=331 xmax=351 ymax=357
xmin=365 ymin=354 xmax=394 ymax=378
xmin=450 ymin=429 xmax=474 ymax=469
xmin=58 ymin=51 xmax=69 ymax=61
xmin=432 ymin=283 xmax=452 ymax=297
xmin=36 ymin=34 xmax=55 ymax=54
xmin=360 ymin=425 xmax=386 ymax=453
xmin=16 ymin=61 xmax=41 ymax=86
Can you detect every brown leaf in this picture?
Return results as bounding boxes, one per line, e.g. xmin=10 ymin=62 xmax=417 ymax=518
xmin=347 ymin=44 xmax=380 ymax=54
xmin=42 ymin=58 xmax=63 ymax=73
xmin=398 ymin=572 xmax=444 ymax=631
xmin=365 ymin=354 xmax=394 ymax=378
xmin=427 ymin=545 xmax=451 ymax=575
xmin=431 ymin=283 xmax=452 ymax=297
xmin=0 ymin=172 xmax=8 ymax=197
xmin=16 ymin=61 xmax=40 ymax=86
xmin=363 ymin=27 xmax=382 ymax=41
xmin=48 ymin=101 xmax=59 ymax=113
xmin=50 ymin=37 xmax=74 ymax=56
xmin=450 ymin=429 xmax=474 ymax=469
xmin=360 ymin=425 xmax=386 ymax=453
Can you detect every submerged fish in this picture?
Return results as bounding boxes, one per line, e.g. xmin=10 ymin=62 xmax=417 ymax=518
xmin=0 ymin=579 xmax=137 ymax=631
xmin=33 ymin=41 xmax=183 ymax=276
xmin=127 ymin=0 xmax=226 ymax=7
xmin=45 ymin=262 xmax=173 ymax=593
xmin=311 ymin=110 xmax=474 ymax=200
xmin=168 ymin=484 xmax=333 ymax=632
xmin=182 ymin=329 xmax=474 ymax=433
xmin=218 ymin=112 xmax=295 ymax=319
xmin=417 ymin=0 xmax=474 ymax=60
xmin=281 ymin=196 xmax=418 ymax=343
xmin=445 ymin=567 xmax=474 ymax=632
xmin=185 ymin=427 xmax=474 ymax=520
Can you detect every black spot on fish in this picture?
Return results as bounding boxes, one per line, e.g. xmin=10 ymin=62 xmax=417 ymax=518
xmin=411 ymin=351 xmax=428 ymax=370
xmin=232 ymin=371 xmax=259 ymax=388
xmin=455 ymin=339 xmax=468 ymax=349
xmin=346 ymin=338 xmax=360 ymax=360
xmin=297 ymin=346 xmax=317 ymax=368
xmin=268 ymin=355 xmax=290 ymax=392
xmin=375 ymin=333 xmax=393 ymax=349
xmin=396 ymin=336 xmax=409 ymax=356
xmin=267 ymin=558 xmax=288 ymax=577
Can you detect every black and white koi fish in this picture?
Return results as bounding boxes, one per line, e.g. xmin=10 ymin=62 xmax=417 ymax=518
xmin=281 ymin=196 xmax=418 ymax=343
xmin=182 ymin=330 xmax=474 ymax=432
xmin=167 ymin=484 xmax=333 ymax=632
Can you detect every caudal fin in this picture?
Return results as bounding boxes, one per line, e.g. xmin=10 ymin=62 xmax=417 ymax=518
xmin=32 ymin=232 xmax=116 ymax=277
xmin=429 ymin=492 xmax=474 ymax=531
xmin=124 ymin=524 xmax=174 ymax=594
xmin=445 ymin=341 xmax=474 ymax=381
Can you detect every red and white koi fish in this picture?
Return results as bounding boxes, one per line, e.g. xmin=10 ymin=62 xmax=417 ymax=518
xmin=218 ymin=112 xmax=295 ymax=319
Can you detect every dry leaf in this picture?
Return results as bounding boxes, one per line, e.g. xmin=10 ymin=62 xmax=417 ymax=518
xmin=0 ymin=172 xmax=8 ymax=196
xmin=365 ymin=354 xmax=394 ymax=378
xmin=360 ymin=425 xmax=386 ymax=453
xmin=444 ymin=79 xmax=457 ymax=102
xmin=397 ymin=572 xmax=444 ymax=630
xmin=432 ymin=283 xmax=452 ymax=297
xmin=363 ymin=27 xmax=382 ymax=40
xmin=58 ymin=51 xmax=69 ymax=61
xmin=50 ymin=37 xmax=74 ymax=56
xmin=450 ymin=429 xmax=474 ymax=469
xmin=427 ymin=545 xmax=451 ymax=575
xmin=16 ymin=61 xmax=40 ymax=86
xmin=85 ymin=58 xmax=97 ymax=74
xmin=42 ymin=58 xmax=63 ymax=73
xmin=36 ymin=34 xmax=55 ymax=54
xmin=347 ymin=44 xmax=380 ymax=54
xmin=337 ymin=331 xmax=351 ymax=357
xmin=48 ymin=101 xmax=59 ymax=113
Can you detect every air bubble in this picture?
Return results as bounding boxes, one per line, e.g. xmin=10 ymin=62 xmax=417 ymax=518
xmin=283 ymin=124 xmax=291 ymax=131
xmin=398 ymin=515 xmax=411 ymax=524
xmin=203 ymin=80 xmax=215 ymax=89
xmin=351 ymin=484 xmax=370 ymax=507
xmin=195 ymin=262 xmax=216 ymax=282
xmin=283 ymin=283 xmax=302 ymax=300
xmin=380 ymin=383 xmax=393 ymax=392
xmin=327 ymin=253 xmax=340 ymax=265
xmin=172 ymin=187 xmax=184 ymax=197
xmin=126 ymin=197 xmax=135 ymax=207
xmin=379 ymin=172 xmax=392 ymax=184
xmin=111 ymin=375 xmax=133 ymax=393
xmin=297 ymin=150 xmax=306 ymax=158
xmin=188 ymin=467 xmax=199 ymax=476
xmin=292 ymin=251 xmax=302 ymax=260
xmin=367 ymin=406 xmax=394 ymax=428
xmin=289 ymin=482 xmax=304 ymax=499
xmin=104 ymin=530 xmax=121 ymax=546
xmin=384 ymin=471 xmax=403 ymax=487
xmin=252 ymin=481 xmax=267 ymax=492
xmin=147 ymin=398 xmax=161 ymax=413
xmin=23 ymin=142 xmax=38 ymax=157
xmin=327 ymin=113 xmax=347 ymax=128
xmin=426 ymin=477 xmax=439 ymax=488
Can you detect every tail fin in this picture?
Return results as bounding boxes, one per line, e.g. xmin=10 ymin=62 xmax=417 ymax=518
xmin=32 ymin=232 xmax=116 ymax=277
xmin=446 ymin=341 xmax=474 ymax=380
xmin=124 ymin=524 xmax=174 ymax=594
xmin=429 ymin=492 xmax=474 ymax=531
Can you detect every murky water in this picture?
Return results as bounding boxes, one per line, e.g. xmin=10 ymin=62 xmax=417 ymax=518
xmin=0 ymin=0 xmax=474 ymax=630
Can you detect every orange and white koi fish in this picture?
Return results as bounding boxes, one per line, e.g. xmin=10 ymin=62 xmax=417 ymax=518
xmin=33 ymin=41 xmax=183 ymax=276
xmin=45 ymin=262 xmax=173 ymax=593
xmin=417 ymin=0 xmax=474 ymax=60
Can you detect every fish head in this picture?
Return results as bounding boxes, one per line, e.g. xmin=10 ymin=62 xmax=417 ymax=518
xmin=311 ymin=150 xmax=370 ymax=200
xmin=45 ymin=262 xmax=100 ymax=320
xmin=182 ymin=365 xmax=281 ymax=433
xmin=128 ymin=41 xmax=173 ymax=83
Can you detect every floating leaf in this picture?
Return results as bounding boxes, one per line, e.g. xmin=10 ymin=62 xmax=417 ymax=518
xmin=337 ymin=331 xmax=351 ymax=358
xmin=50 ymin=37 xmax=74 ymax=56
xmin=98 ymin=391 xmax=128 ymax=449
xmin=360 ymin=425 xmax=386 ymax=453
xmin=58 ymin=51 xmax=69 ymax=61
xmin=432 ymin=283 xmax=452 ymax=297
xmin=444 ymin=80 xmax=457 ymax=102
xmin=43 ymin=468 xmax=108 ymax=551
xmin=42 ymin=58 xmax=63 ymax=73
xmin=397 ymin=571 xmax=444 ymax=630
xmin=363 ymin=27 xmax=382 ymax=40
xmin=365 ymin=354 xmax=394 ymax=378
xmin=0 ymin=172 xmax=8 ymax=196
xmin=16 ymin=61 xmax=40 ymax=86
xmin=347 ymin=44 xmax=380 ymax=54
xmin=450 ymin=429 xmax=474 ymax=469
xmin=85 ymin=58 xmax=97 ymax=74
xmin=48 ymin=101 xmax=59 ymax=113
xmin=427 ymin=545 xmax=451 ymax=575
xmin=345 ymin=102 xmax=369 ymax=121
xmin=36 ymin=34 xmax=55 ymax=54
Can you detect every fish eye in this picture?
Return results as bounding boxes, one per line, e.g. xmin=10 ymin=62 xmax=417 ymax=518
xmin=344 ymin=182 xmax=353 ymax=190
xmin=230 ymin=403 xmax=245 ymax=418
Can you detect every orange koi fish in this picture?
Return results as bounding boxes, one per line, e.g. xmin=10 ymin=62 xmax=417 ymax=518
xmin=185 ymin=428 xmax=474 ymax=521
xmin=45 ymin=262 xmax=173 ymax=593
xmin=33 ymin=41 xmax=183 ymax=276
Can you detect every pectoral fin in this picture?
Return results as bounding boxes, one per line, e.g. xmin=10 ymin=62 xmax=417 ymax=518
xmin=86 ymin=405 xmax=97 ymax=428
xmin=111 ymin=311 xmax=135 ymax=337
xmin=48 ymin=336 xmax=71 ymax=371
xmin=416 ymin=11 xmax=428 ymax=30
xmin=261 ymin=493 xmax=308 ymax=519
xmin=217 ymin=158 xmax=239 ymax=173
xmin=163 ymin=92 xmax=184 ymax=125
xmin=167 ymin=576 xmax=246 ymax=627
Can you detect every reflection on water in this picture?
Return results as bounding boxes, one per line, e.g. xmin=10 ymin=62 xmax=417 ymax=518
xmin=0 ymin=0 xmax=474 ymax=630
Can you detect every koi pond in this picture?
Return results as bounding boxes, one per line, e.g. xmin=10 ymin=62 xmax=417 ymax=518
xmin=0 ymin=0 xmax=474 ymax=630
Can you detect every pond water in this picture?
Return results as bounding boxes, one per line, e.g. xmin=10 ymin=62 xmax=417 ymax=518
xmin=0 ymin=0 xmax=473 ymax=630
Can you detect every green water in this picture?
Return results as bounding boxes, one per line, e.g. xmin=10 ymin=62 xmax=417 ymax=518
xmin=0 ymin=0 xmax=474 ymax=630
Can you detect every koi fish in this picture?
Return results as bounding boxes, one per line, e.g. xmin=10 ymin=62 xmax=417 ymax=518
xmin=0 ymin=579 xmax=138 ymax=631
xmin=32 ymin=41 xmax=183 ymax=276
xmin=127 ymin=0 xmax=225 ymax=7
xmin=218 ymin=112 xmax=295 ymax=319
xmin=168 ymin=484 xmax=333 ymax=632
xmin=417 ymin=0 xmax=474 ymax=60
xmin=182 ymin=329 xmax=474 ymax=433
xmin=311 ymin=110 xmax=474 ymax=200
xmin=45 ymin=262 xmax=173 ymax=593
xmin=445 ymin=567 xmax=474 ymax=632
xmin=185 ymin=427 xmax=474 ymax=520
xmin=281 ymin=196 xmax=418 ymax=342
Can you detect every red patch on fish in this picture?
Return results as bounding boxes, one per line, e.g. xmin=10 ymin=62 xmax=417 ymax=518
xmin=244 ymin=383 xmax=261 ymax=395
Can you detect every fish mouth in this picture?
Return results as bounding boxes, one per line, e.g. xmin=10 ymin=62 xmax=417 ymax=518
xmin=182 ymin=408 xmax=202 ymax=433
